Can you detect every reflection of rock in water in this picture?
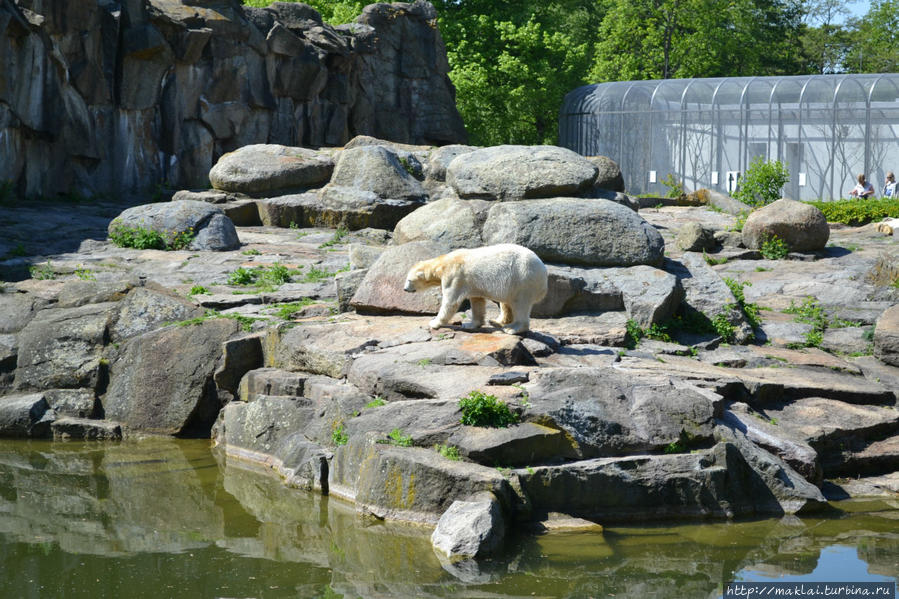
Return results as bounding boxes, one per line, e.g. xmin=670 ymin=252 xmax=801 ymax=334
xmin=0 ymin=439 xmax=224 ymax=556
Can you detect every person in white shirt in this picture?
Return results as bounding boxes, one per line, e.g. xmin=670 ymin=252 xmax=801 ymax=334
xmin=882 ymin=172 xmax=897 ymax=198
xmin=849 ymin=173 xmax=874 ymax=199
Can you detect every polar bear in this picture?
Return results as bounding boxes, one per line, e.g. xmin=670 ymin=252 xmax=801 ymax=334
xmin=403 ymin=244 xmax=548 ymax=335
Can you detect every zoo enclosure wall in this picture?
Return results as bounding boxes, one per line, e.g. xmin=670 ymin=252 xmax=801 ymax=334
xmin=559 ymin=74 xmax=899 ymax=201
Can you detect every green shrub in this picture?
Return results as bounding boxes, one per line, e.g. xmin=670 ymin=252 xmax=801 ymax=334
xmin=188 ymin=285 xmax=209 ymax=296
xmin=386 ymin=428 xmax=413 ymax=447
xmin=75 ymin=265 xmax=96 ymax=281
xmin=712 ymin=311 xmax=736 ymax=344
xmin=29 ymin=261 xmax=56 ymax=280
xmin=660 ymin=173 xmax=684 ymax=198
xmin=733 ymin=157 xmax=789 ymax=207
xmin=434 ymin=444 xmax=461 ymax=461
xmin=784 ymin=296 xmax=829 ymax=348
xmin=760 ymin=234 xmax=790 ymax=260
xmin=807 ymin=198 xmax=899 ymax=226
xmin=273 ymin=298 xmax=317 ymax=319
xmin=459 ymin=390 xmax=518 ymax=428
xmin=108 ymin=222 xmax=195 ymax=251
xmin=227 ymin=267 xmax=258 ymax=286
xmin=364 ymin=397 xmax=387 ymax=409
xmin=331 ymin=424 xmax=348 ymax=446
xmin=227 ymin=263 xmax=300 ymax=290
xmin=723 ymin=278 xmax=762 ymax=330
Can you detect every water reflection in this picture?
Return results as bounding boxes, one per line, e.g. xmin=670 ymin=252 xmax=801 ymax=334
xmin=0 ymin=439 xmax=896 ymax=599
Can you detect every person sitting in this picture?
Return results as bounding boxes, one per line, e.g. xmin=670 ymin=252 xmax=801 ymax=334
xmin=849 ymin=174 xmax=875 ymax=199
xmin=882 ymin=172 xmax=897 ymax=198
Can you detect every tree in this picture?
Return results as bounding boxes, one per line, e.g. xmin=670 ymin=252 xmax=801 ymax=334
xmin=844 ymin=0 xmax=899 ymax=73
xmin=590 ymin=0 xmax=803 ymax=81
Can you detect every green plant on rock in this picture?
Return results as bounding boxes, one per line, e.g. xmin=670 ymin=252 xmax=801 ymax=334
xmin=109 ymin=222 xmax=195 ymax=251
xmin=273 ymin=298 xmax=317 ymax=320
xmin=331 ymin=423 xmax=348 ymax=447
xmin=29 ymin=261 xmax=56 ymax=280
xmin=386 ymin=428 xmax=413 ymax=447
xmin=783 ymin=296 xmax=829 ymax=348
xmin=625 ymin=318 xmax=644 ymax=348
xmin=732 ymin=157 xmax=789 ymax=207
xmin=760 ymin=234 xmax=790 ymax=260
xmin=319 ymin=226 xmax=349 ymax=249
xmin=188 ymin=285 xmax=209 ymax=296
xmin=365 ymin=397 xmax=387 ymax=409
xmin=74 ymin=265 xmax=96 ymax=281
xmin=459 ymin=390 xmax=518 ymax=428
xmin=712 ymin=310 xmax=736 ymax=344
xmin=723 ymin=277 xmax=762 ymax=330
xmin=434 ymin=444 xmax=461 ymax=461
xmin=660 ymin=173 xmax=684 ymax=198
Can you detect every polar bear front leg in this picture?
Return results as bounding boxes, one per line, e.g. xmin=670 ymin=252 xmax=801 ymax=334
xmin=463 ymin=297 xmax=486 ymax=330
xmin=430 ymin=285 xmax=464 ymax=329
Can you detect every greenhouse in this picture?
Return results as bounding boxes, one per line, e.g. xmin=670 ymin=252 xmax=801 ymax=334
xmin=559 ymin=74 xmax=899 ymax=201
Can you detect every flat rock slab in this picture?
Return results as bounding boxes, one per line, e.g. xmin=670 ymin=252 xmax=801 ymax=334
xmin=525 ymin=367 xmax=724 ymax=458
xmin=446 ymin=145 xmax=597 ymax=201
xmin=209 ymin=145 xmax=334 ymax=195
xmin=532 ymin=313 xmax=629 ymax=347
xmin=346 ymin=399 xmax=462 ymax=447
xmin=51 ymin=417 xmax=122 ymax=440
xmin=447 ymin=422 xmax=574 ymax=467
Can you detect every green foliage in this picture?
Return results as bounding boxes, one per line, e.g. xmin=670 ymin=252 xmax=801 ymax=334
xmin=365 ymin=397 xmax=387 ymax=409
xmin=386 ymin=428 xmax=413 ymax=447
xmin=784 ymin=296 xmax=830 ymax=348
xmin=319 ymin=226 xmax=349 ymax=249
xmin=331 ymin=424 xmax=348 ymax=447
xmin=760 ymin=234 xmax=790 ymax=260
xmin=663 ymin=431 xmax=696 ymax=454
xmin=729 ymin=211 xmax=749 ymax=232
xmin=806 ymin=198 xmax=899 ymax=226
xmin=29 ymin=261 xmax=56 ymax=280
xmin=172 ymin=308 xmax=263 ymax=332
xmin=703 ymin=251 xmax=728 ymax=266
xmin=273 ymin=298 xmax=317 ymax=320
xmin=241 ymin=0 xmax=364 ymax=24
xmin=434 ymin=444 xmax=461 ymax=461
xmin=109 ymin=222 xmax=195 ymax=251
xmin=459 ymin=390 xmax=518 ymax=428
xmin=75 ymin=265 xmax=96 ymax=281
xmin=227 ymin=263 xmax=300 ymax=291
xmin=733 ymin=157 xmax=789 ymax=207
xmin=242 ymin=249 xmax=261 ymax=256
xmin=302 ymin=265 xmax=343 ymax=283
xmin=712 ymin=310 xmax=736 ymax=344
xmin=723 ymin=277 xmax=762 ymax=329
xmin=660 ymin=173 xmax=684 ymax=198
xmin=188 ymin=285 xmax=209 ymax=296
xmin=625 ymin=319 xmax=644 ymax=348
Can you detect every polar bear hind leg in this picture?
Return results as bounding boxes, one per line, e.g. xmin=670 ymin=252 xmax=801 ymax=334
xmin=462 ymin=297 xmax=487 ymax=330
xmin=491 ymin=302 xmax=514 ymax=327
xmin=501 ymin=298 xmax=533 ymax=335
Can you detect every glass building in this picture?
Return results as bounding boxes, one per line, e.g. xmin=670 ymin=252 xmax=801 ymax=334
xmin=559 ymin=74 xmax=899 ymax=201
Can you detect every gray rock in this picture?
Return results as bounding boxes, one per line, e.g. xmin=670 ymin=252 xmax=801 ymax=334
xmin=0 ymin=292 xmax=47 ymax=334
xmin=56 ymin=278 xmax=137 ymax=308
xmin=0 ymin=393 xmax=54 ymax=438
xmin=482 ymin=198 xmax=665 ymax=267
xmin=348 ymin=244 xmax=385 ymax=269
xmin=525 ymin=367 xmax=724 ymax=457
xmin=742 ymin=199 xmax=830 ymax=251
xmin=676 ymin=222 xmax=717 ymax=252
xmin=582 ymin=188 xmax=639 ymax=211
xmin=327 ymin=146 xmax=427 ymax=202
xmin=312 ymin=185 xmax=424 ymax=231
xmin=209 ymin=145 xmax=334 ymax=195
xmin=14 ymin=302 xmax=115 ymax=392
xmin=874 ymin=304 xmax=899 ymax=367
xmin=110 ymin=286 xmax=205 ymax=342
xmin=392 ymin=197 xmax=490 ymax=248
xmin=51 ymin=417 xmax=122 ymax=440
xmin=350 ymin=241 xmax=447 ymax=315
xmin=43 ymin=389 xmax=97 ymax=419
xmin=447 ymin=145 xmax=598 ymax=201
xmin=108 ymin=200 xmax=240 ymax=251
xmin=104 ymin=318 xmax=240 ymax=435
xmin=427 ymin=145 xmax=477 ymax=183
xmin=345 ymin=398 xmax=462 ymax=446
xmin=329 ymin=432 xmax=514 ymax=524
xmin=255 ymin=194 xmax=312 ymax=227
xmin=335 ymin=268 xmax=368 ymax=313
xmin=431 ymin=497 xmax=505 ymax=559
xmin=585 ymin=155 xmax=624 ymax=192
xmin=447 ymin=423 xmax=574 ymax=467
xmin=702 ymin=189 xmax=751 ymax=216
xmin=342 ymin=135 xmax=432 ymax=179
xmin=516 ymin=442 xmax=815 ymax=521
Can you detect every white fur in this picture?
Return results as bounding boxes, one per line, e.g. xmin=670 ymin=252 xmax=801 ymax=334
xmin=403 ymin=243 xmax=548 ymax=334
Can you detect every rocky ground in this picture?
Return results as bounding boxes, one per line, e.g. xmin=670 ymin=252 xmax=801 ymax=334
xmin=1 ymin=139 xmax=898 ymax=561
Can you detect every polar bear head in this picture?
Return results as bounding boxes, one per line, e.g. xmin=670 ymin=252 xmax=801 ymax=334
xmin=403 ymin=259 xmax=441 ymax=293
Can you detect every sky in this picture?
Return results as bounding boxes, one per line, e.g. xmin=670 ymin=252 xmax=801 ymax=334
xmin=842 ymin=0 xmax=870 ymax=22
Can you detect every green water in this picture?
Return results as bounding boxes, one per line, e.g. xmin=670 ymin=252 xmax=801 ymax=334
xmin=0 ymin=439 xmax=896 ymax=599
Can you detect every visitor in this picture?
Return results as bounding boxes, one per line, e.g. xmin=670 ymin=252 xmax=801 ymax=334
xmin=882 ymin=172 xmax=897 ymax=198
xmin=848 ymin=174 xmax=875 ymax=199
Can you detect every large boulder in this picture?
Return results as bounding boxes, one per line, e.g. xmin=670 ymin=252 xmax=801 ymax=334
xmin=392 ymin=197 xmax=490 ymax=248
xmin=350 ymin=241 xmax=447 ymax=315
xmin=14 ymin=302 xmax=115 ymax=392
xmin=585 ymin=155 xmax=624 ymax=192
xmin=446 ymin=145 xmax=598 ymax=201
xmin=741 ymin=199 xmax=829 ymax=251
xmin=431 ymin=496 xmax=505 ymax=559
xmin=103 ymin=318 xmax=240 ymax=435
xmin=0 ymin=393 xmax=54 ymax=438
xmin=208 ymin=144 xmax=335 ymax=195
xmin=312 ymin=186 xmax=424 ymax=230
xmin=110 ymin=285 xmax=206 ymax=342
xmin=874 ymin=304 xmax=899 ymax=367
xmin=427 ymin=145 xmax=478 ymax=183
xmin=481 ymin=198 xmax=665 ymax=267
xmin=108 ymin=200 xmax=240 ymax=251
xmin=326 ymin=145 xmax=427 ymax=202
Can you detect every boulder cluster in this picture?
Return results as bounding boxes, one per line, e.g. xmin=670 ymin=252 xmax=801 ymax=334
xmin=1 ymin=136 xmax=898 ymax=566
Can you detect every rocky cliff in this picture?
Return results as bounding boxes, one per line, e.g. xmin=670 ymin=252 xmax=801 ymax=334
xmin=0 ymin=0 xmax=465 ymax=198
